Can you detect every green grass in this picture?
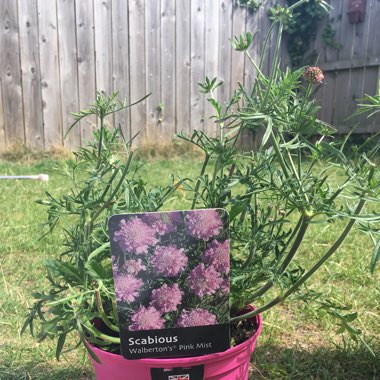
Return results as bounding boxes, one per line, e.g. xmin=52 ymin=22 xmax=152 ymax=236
xmin=0 ymin=155 xmax=379 ymax=380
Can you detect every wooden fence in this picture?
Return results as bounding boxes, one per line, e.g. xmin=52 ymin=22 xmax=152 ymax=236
xmin=314 ymin=0 xmax=380 ymax=133
xmin=0 ymin=0 xmax=281 ymax=150
xmin=0 ymin=0 xmax=379 ymax=151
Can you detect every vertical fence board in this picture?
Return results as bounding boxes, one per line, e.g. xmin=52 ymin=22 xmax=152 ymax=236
xmin=129 ymin=0 xmax=146 ymax=144
xmin=190 ymin=0 xmax=205 ymax=132
xmin=361 ymin=0 xmax=380 ymax=131
xmin=244 ymin=7 xmax=260 ymax=93
xmin=366 ymin=0 xmax=380 ymax=58
xmin=57 ymin=0 xmax=80 ymax=148
xmin=1 ymin=0 xmax=378 ymax=150
xmin=0 ymin=0 xmax=25 ymax=145
xmin=218 ymin=0 xmax=233 ymax=106
xmin=175 ymin=0 xmax=191 ymax=135
xmin=231 ymin=5 xmax=246 ymax=94
xmin=161 ymin=0 xmax=176 ymax=141
xmin=18 ymin=0 xmax=44 ymax=148
xmin=203 ymin=0 xmax=219 ymax=135
xmin=0 ymin=81 xmax=5 ymax=149
xmin=76 ymin=0 xmax=96 ymax=144
xmin=320 ymin=0 xmax=344 ymax=124
xmin=332 ymin=1 xmax=355 ymax=127
xmin=38 ymin=0 xmax=62 ymax=146
xmin=259 ymin=2 xmax=272 ymax=75
xmin=94 ymin=0 xmax=113 ymax=97
xmin=362 ymin=66 xmax=380 ymax=132
xmin=112 ymin=0 xmax=130 ymax=140
xmin=145 ymin=0 xmax=161 ymax=142
xmin=242 ymin=6 xmax=261 ymax=150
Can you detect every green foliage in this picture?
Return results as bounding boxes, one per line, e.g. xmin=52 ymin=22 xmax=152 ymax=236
xmin=22 ymin=0 xmax=380 ymax=362
xmin=284 ymin=0 xmax=335 ymax=66
xmin=351 ymin=79 xmax=380 ymax=119
xmin=23 ymin=93 xmax=178 ymax=358
xmin=1 ymin=156 xmax=379 ymax=378
xmin=322 ymin=21 xmax=342 ymax=50
xmin=182 ymin=0 xmax=380 ymax=337
xmin=231 ymin=32 xmax=255 ymax=52
xmin=235 ymin=0 xmax=262 ymax=12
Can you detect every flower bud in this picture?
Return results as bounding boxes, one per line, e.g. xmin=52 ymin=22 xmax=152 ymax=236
xmin=303 ymin=66 xmax=324 ymax=84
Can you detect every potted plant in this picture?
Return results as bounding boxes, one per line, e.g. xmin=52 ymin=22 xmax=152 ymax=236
xmin=23 ymin=1 xmax=379 ymax=379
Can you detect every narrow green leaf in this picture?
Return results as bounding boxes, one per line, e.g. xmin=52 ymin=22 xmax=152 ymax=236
xmin=344 ymin=312 xmax=358 ymax=323
xmin=370 ymin=239 xmax=380 ymax=273
xmin=229 ymin=202 xmax=247 ymax=221
xmin=261 ymin=117 xmax=273 ymax=148
xmin=56 ymin=333 xmax=67 ymax=360
xmin=88 ymin=242 xmax=110 ymax=261
xmin=319 ymin=141 xmax=346 ymax=162
xmin=83 ymin=339 xmax=101 ymax=364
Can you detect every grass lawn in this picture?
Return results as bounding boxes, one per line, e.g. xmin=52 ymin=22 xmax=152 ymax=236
xmin=0 ymin=152 xmax=379 ymax=380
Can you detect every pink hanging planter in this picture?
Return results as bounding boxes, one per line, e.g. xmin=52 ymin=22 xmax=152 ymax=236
xmin=88 ymin=307 xmax=262 ymax=380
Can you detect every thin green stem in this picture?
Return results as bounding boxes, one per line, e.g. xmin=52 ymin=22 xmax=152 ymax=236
xmin=262 ymin=23 xmax=283 ymax=109
xmin=94 ymin=289 xmax=119 ymax=332
xmin=284 ymin=143 xmax=310 ymax=203
xmin=246 ymin=51 xmax=264 ymax=101
xmin=288 ymin=0 xmax=310 ymax=11
xmin=278 ymin=215 xmax=310 ymax=273
xmin=90 ymin=151 xmax=134 ymax=224
xmin=230 ymin=297 xmax=282 ymax=322
xmin=96 ymin=114 xmax=105 ymax=169
xmin=97 ymin=167 xmax=121 ymax=205
xmin=82 ymin=321 xmax=120 ymax=344
xmin=283 ymin=201 xmax=368 ymax=299
xmin=231 ymin=166 xmax=374 ymax=323
xmin=191 ymin=154 xmax=210 ymax=209
xmin=249 ymin=215 xmax=309 ymax=301
xmin=270 ymin=131 xmax=291 ymax=179
xmin=259 ymin=21 xmax=278 ymax=71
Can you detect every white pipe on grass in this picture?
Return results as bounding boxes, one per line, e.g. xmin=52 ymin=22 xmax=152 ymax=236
xmin=0 ymin=174 xmax=49 ymax=181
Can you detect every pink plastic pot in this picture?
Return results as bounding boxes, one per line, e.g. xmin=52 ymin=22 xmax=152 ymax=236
xmin=89 ymin=309 xmax=262 ymax=380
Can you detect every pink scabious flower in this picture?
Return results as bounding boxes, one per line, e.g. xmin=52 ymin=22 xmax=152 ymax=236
xmin=113 ymin=217 xmax=158 ymax=254
xmin=189 ymin=263 xmax=223 ymax=298
xmin=150 ymin=283 xmax=183 ymax=313
xmin=123 ymin=259 xmax=146 ymax=276
xmin=151 ymin=245 xmax=188 ymax=277
xmin=114 ymin=274 xmax=143 ymax=303
xmin=142 ymin=212 xmax=181 ymax=235
xmin=202 ymin=239 xmax=230 ymax=274
xmin=186 ymin=210 xmax=223 ymax=240
xmin=129 ymin=306 xmax=165 ymax=331
xmin=303 ymin=66 xmax=324 ymax=84
xmin=176 ymin=308 xmax=217 ymax=327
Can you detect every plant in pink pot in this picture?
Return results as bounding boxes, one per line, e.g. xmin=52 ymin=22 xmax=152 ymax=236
xmin=23 ymin=1 xmax=379 ymax=379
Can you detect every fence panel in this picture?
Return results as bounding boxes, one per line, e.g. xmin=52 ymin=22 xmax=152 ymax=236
xmin=315 ymin=0 xmax=380 ymax=133
xmin=57 ymin=0 xmax=81 ymax=148
xmin=19 ymin=0 xmax=44 ymax=148
xmin=38 ymin=0 xmax=63 ymax=146
xmin=0 ymin=0 xmax=274 ymax=150
xmin=76 ymin=0 xmax=97 ymax=143
xmin=3 ymin=1 xmax=376 ymax=150
xmin=0 ymin=0 xmax=25 ymax=145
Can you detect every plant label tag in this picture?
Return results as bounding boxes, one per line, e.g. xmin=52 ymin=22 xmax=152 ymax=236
xmin=150 ymin=364 xmax=204 ymax=380
xmin=109 ymin=209 xmax=230 ymax=359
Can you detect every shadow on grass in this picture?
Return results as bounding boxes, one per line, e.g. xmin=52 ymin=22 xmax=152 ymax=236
xmin=0 ymin=363 xmax=93 ymax=380
xmin=250 ymin=343 xmax=379 ymax=379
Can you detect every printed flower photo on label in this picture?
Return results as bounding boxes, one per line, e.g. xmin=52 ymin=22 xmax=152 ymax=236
xmin=109 ymin=209 xmax=230 ymax=331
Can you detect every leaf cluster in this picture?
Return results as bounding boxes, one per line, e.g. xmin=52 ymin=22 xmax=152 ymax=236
xmin=23 ymin=93 xmax=177 ymax=359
